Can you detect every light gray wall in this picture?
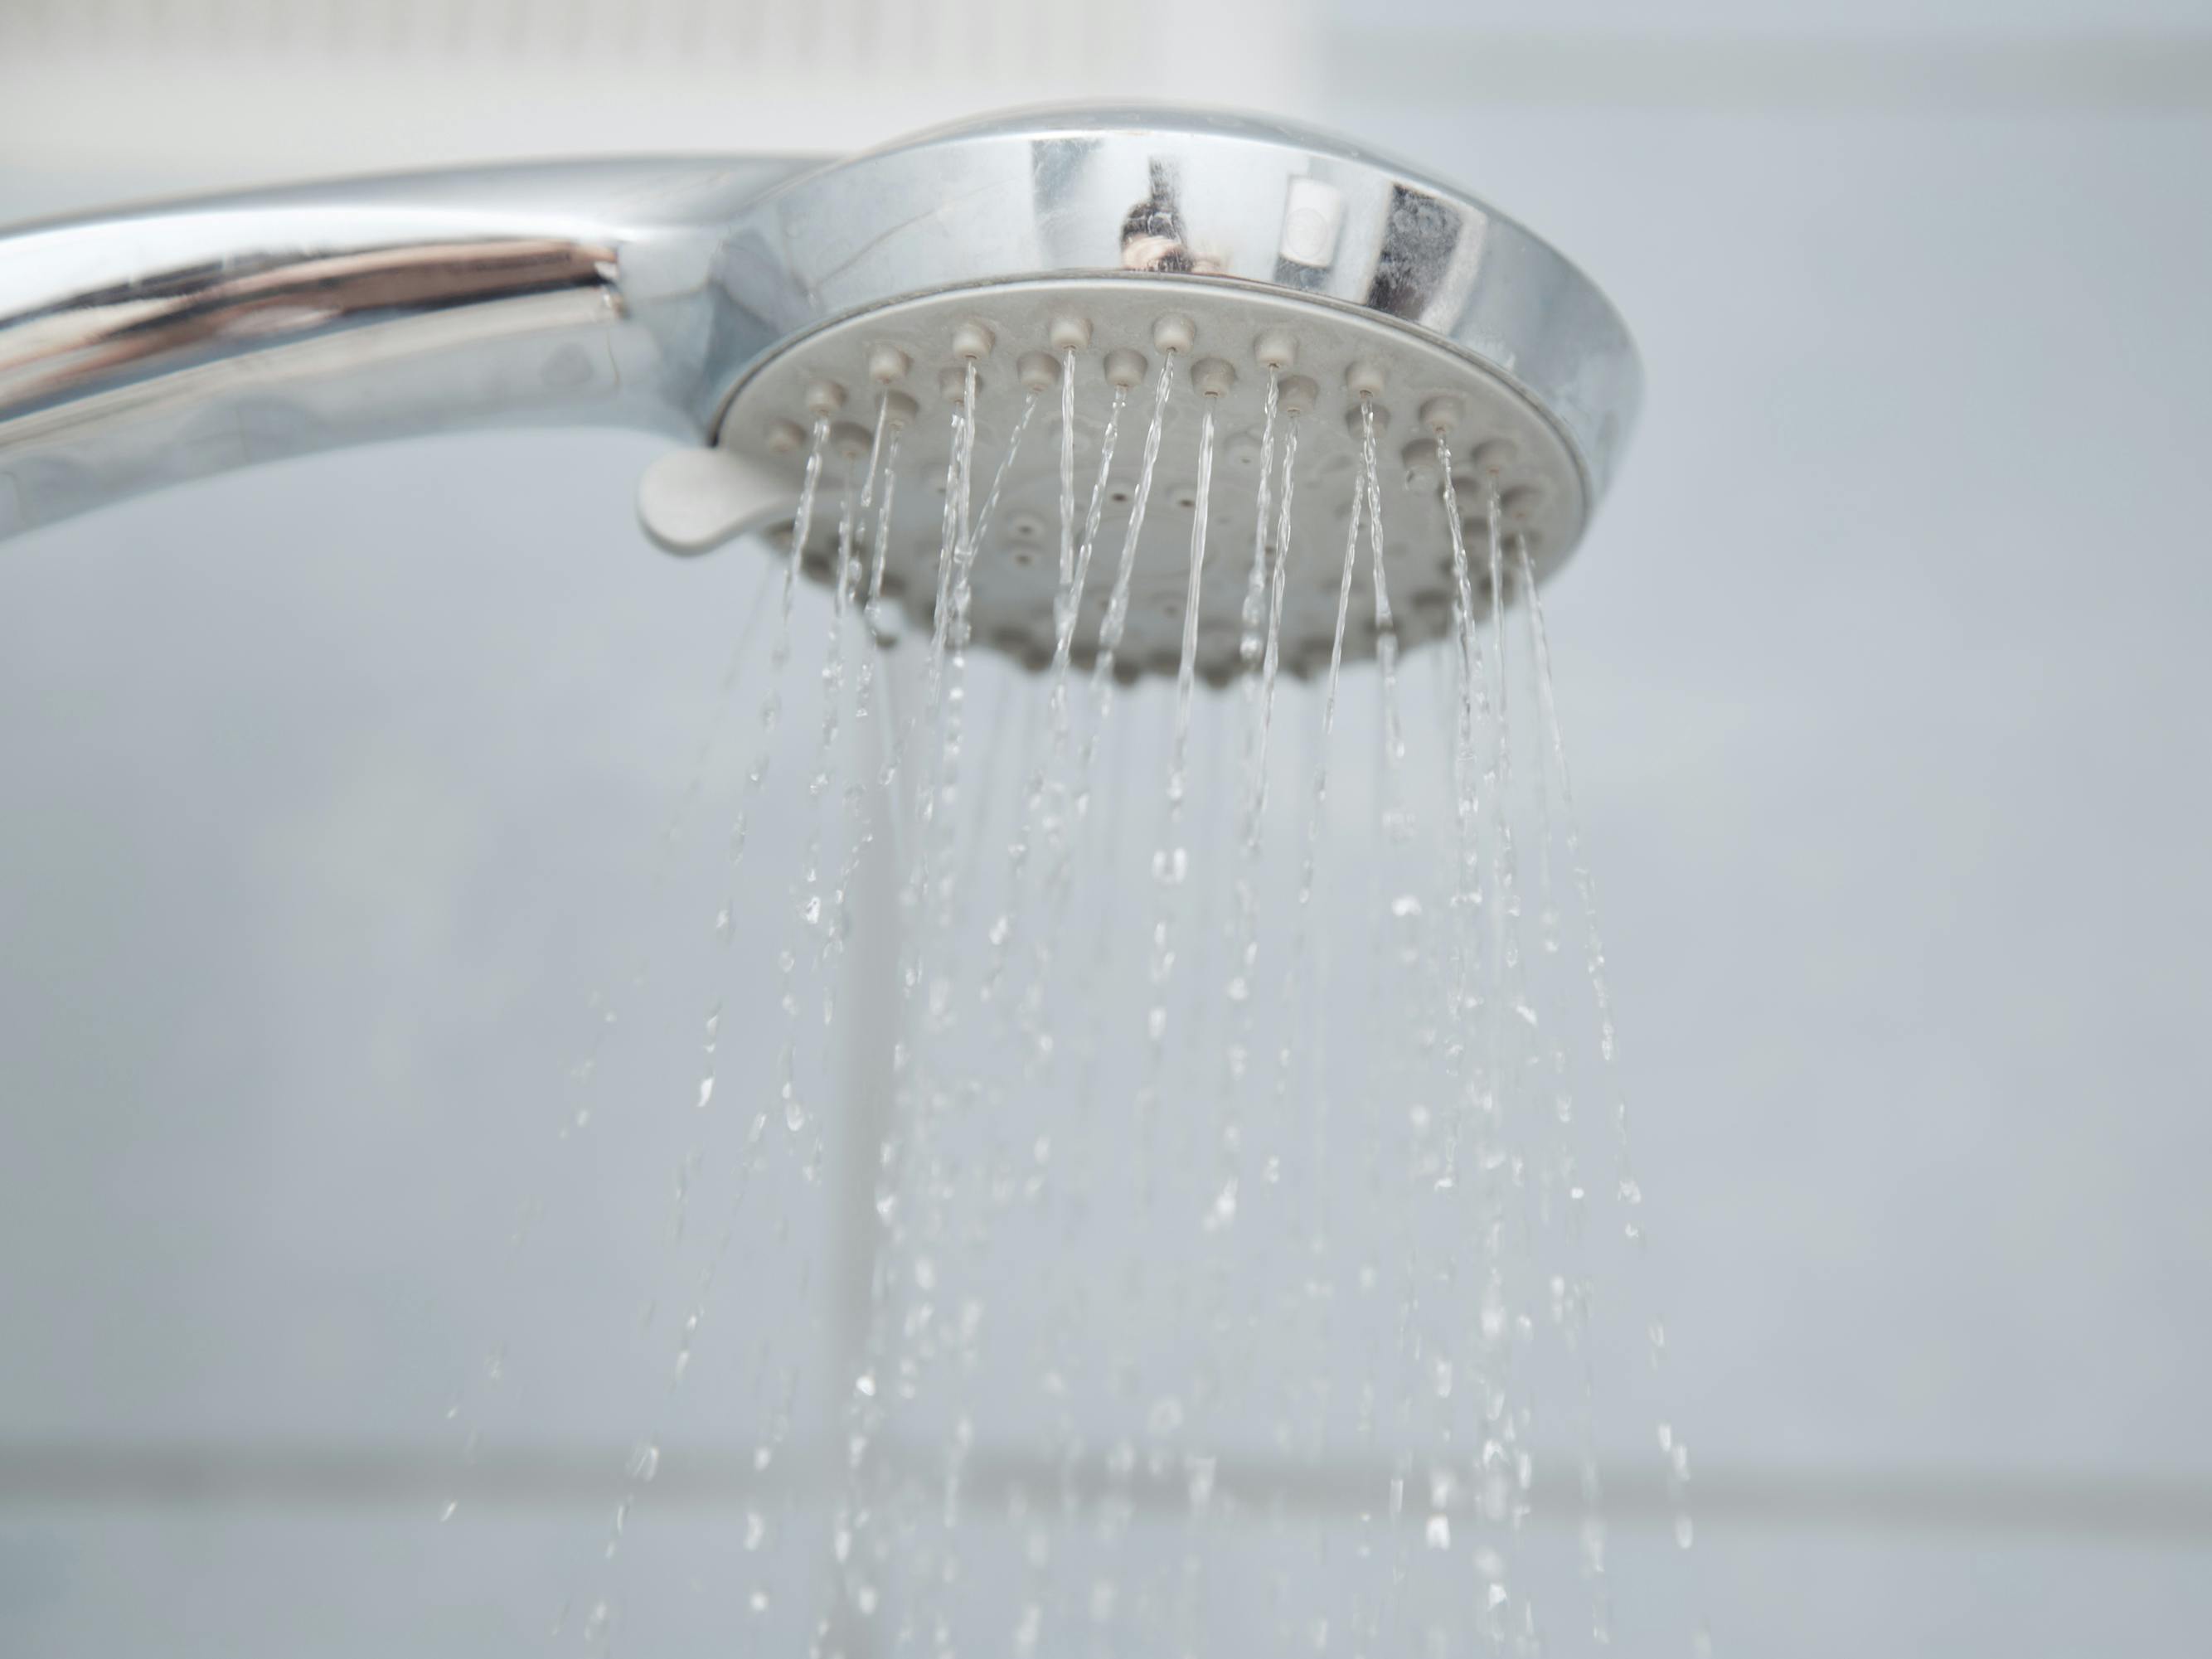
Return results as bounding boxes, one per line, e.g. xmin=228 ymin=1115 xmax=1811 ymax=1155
xmin=3 ymin=8 xmax=2210 ymax=1656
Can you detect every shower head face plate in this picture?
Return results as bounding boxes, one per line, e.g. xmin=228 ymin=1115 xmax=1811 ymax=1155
xmin=690 ymin=105 xmax=1640 ymax=681
xmin=727 ymin=276 xmax=1579 ymax=681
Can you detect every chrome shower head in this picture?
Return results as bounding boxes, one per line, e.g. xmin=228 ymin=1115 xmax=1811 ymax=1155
xmin=0 ymin=106 xmax=1639 ymax=681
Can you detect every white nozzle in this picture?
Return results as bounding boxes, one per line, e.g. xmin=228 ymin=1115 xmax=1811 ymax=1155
xmin=1152 ymin=313 xmax=1197 ymax=356
xmin=1104 ymin=348 xmax=1148 ymax=389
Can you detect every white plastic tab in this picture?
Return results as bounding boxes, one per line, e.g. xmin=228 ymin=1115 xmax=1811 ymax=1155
xmin=637 ymin=444 xmax=796 ymax=556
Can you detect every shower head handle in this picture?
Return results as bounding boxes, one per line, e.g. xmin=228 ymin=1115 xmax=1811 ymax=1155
xmin=0 ymin=154 xmax=817 ymax=537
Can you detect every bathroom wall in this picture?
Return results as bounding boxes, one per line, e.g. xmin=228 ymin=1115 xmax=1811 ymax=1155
xmin=3 ymin=3 xmax=2209 ymax=1653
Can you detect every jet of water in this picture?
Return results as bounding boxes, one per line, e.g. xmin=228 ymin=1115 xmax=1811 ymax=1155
xmin=1142 ymin=391 xmax=1219 ymax=1064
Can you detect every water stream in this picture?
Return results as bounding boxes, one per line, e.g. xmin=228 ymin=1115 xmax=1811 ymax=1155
xmin=486 ymin=362 xmax=1698 ymax=1658
xmin=1141 ymin=395 xmax=1216 ymax=1089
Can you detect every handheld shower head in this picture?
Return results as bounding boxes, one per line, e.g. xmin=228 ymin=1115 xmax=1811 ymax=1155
xmin=0 ymin=106 xmax=1639 ymax=680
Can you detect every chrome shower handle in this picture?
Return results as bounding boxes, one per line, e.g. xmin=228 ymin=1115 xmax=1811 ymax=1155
xmin=0 ymin=156 xmax=814 ymax=539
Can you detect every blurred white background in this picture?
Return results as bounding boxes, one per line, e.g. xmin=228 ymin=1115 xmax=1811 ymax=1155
xmin=3 ymin=1 xmax=2211 ymax=1654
